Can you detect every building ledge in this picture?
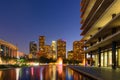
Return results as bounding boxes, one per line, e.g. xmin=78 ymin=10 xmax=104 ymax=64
xmin=85 ymin=30 xmax=120 ymax=53
xmin=0 ymin=39 xmax=18 ymax=50
xmin=85 ymin=13 xmax=120 ymax=45
xmin=81 ymin=0 xmax=116 ymax=38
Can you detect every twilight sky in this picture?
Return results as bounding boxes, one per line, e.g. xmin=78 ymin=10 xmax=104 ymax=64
xmin=0 ymin=0 xmax=82 ymax=54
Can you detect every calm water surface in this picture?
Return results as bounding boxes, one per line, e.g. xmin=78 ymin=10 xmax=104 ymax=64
xmin=0 ymin=65 xmax=91 ymax=80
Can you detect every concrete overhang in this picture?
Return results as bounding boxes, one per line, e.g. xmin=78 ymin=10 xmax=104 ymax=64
xmin=85 ymin=30 xmax=120 ymax=53
xmin=81 ymin=0 xmax=120 ymax=41
xmin=85 ymin=13 xmax=120 ymax=44
xmin=81 ymin=0 xmax=96 ymax=28
xmin=0 ymin=39 xmax=18 ymax=50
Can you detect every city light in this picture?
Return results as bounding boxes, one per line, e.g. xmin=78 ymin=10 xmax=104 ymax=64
xmin=56 ymin=57 xmax=63 ymax=65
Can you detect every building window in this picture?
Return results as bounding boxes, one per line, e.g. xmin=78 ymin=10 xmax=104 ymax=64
xmin=108 ymin=51 xmax=112 ymax=67
xmin=95 ymin=54 xmax=98 ymax=67
xmin=86 ymin=53 xmax=90 ymax=58
xmin=101 ymin=53 xmax=103 ymax=67
xmin=118 ymin=49 xmax=120 ymax=66
xmin=104 ymin=52 xmax=107 ymax=67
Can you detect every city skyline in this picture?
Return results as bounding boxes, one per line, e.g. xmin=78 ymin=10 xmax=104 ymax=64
xmin=0 ymin=0 xmax=82 ymax=54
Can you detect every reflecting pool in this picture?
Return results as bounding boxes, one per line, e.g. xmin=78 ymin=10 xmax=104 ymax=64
xmin=0 ymin=65 xmax=92 ymax=80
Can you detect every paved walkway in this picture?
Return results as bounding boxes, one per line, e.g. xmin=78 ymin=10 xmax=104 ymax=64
xmin=68 ymin=65 xmax=120 ymax=80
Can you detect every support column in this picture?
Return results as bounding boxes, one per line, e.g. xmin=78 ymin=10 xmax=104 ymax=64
xmin=6 ymin=47 xmax=8 ymax=57
xmin=8 ymin=48 xmax=10 ymax=57
xmin=4 ymin=46 xmax=6 ymax=56
xmin=112 ymin=41 xmax=117 ymax=69
xmin=13 ymin=50 xmax=15 ymax=58
xmin=15 ymin=50 xmax=17 ymax=58
xmin=107 ymin=50 xmax=109 ymax=67
xmin=98 ymin=47 xmax=101 ymax=67
xmin=90 ymin=52 xmax=93 ymax=66
xmin=9 ymin=49 xmax=12 ymax=58
xmin=11 ymin=49 xmax=13 ymax=58
xmin=85 ymin=53 xmax=87 ymax=66
xmin=13 ymin=50 xmax=17 ymax=58
xmin=103 ymin=52 xmax=105 ymax=67
xmin=98 ymin=37 xmax=101 ymax=42
xmin=0 ymin=45 xmax=4 ymax=56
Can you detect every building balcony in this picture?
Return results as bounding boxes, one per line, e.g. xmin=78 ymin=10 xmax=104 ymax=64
xmin=84 ymin=13 xmax=120 ymax=53
xmin=81 ymin=0 xmax=120 ymax=42
xmin=81 ymin=0 xmax=115 ymax=35
xmin=81 ymin=0 xmax=90 ymax=16
xmin=85 ymin=30 xmax=120 ymax=53
xmin=85 ymin=13 xmax=120 ymax=45
xmin=81 ymin=0 xmax=96 ymax=29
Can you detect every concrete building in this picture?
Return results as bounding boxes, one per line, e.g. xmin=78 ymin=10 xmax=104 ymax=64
xmin=51 ymin=41 xmax=57 ymax=51
xmin=73 ymin=41 xmax=84 ymax=62
xmin=39 ymin=36 xmax=45 ymax=51
xmin=17 ymin=51 xmax=25 ymax=58
xmin=29 ymin=41 xmax=37 ymax=55
xmin=43 ymin=45 xmax=52 ymax=59
xmin=57 ymin=39 xmax=66 ymax=59
xmin=80 ymin=0 xmax=120 ymax=69
xmin=51 ymin=41 xmax=57 ymax=59
xmin=0 ymin=39 xmax=18 ymax=58
xmin=67 ymin=50 xmax=73 ymax=60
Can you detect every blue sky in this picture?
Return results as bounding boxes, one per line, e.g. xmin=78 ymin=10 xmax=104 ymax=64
xmin=0 ymin=0 xmax=82 ymax=54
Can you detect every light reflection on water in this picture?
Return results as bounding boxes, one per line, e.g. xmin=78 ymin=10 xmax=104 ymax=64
xmin=0 ymin=65 xmax=91 ymax=80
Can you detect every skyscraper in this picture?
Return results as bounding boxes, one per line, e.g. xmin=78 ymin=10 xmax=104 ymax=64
xmin=57 ymin=39 xmax=66 ymax=59
xmin=73 ymin=41 xmax=84 ymax=62
xmin=51 ymin=41 xmax=57 ymax=59
xmin=51 ymin=41 xmax=57 ymax=51
xmin=29 ymin=41 xmax=37 ymax=54
xmin=67 ymin=50 xmax=73 ymax=60
xmin=44 ymin=45 xmax=52 ymax=58
xmin=39 ymin=36 xmax=45 ymax=51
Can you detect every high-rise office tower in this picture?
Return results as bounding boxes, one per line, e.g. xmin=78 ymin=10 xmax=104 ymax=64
xmin=57 ymin=39 xmax=66 ymax=59
xmin=51 ymin=41 xmax=57 ymax=59
xmin=39 ymin=36 xmax=45 ymax=51
xmin=44 ymin=45 xmax=52 ymax=58
xmin=29 ymin=41 xmax=37 ymax=54
xmin=51 ymin=41 xmax=57 ymax=51
xmin=67 ymin=50 xmax=73 ymax=60
xmin=73 ymin=41 xmax=84 ymax=62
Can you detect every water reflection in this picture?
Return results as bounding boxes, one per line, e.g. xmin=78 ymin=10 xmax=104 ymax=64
xmin=16 ymin=68 xmax=20 ymax=80
xmin=0 ymin=65 xmax=92 ymax=80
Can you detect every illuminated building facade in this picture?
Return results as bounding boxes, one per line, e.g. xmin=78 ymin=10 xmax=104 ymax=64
xmin=43 ymin=45 xmax=52 ymax=59
xmin=17 ymin=51 xmax=25 ymax=58
xmin=67 ymin=50 xmax=73 ymax=60
xmin=57 ymin=39 xmax=66 ymax=59
xmin=39 ymin=36 xmax=45 ymax=51
xmin=51 ymin=41 xmax=57 ymax=59
xmin=0 ymin=39 xmax=18 ymax=58
xmin=80 ymin=0 xmax=120 ymax=69
xmin=51 ymin=41 xmax=57 ymax=51
xmin=73 ymin=41 xmax=84 ymax=62
xmin=29 ymin=41 xmax=37 ymax=55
